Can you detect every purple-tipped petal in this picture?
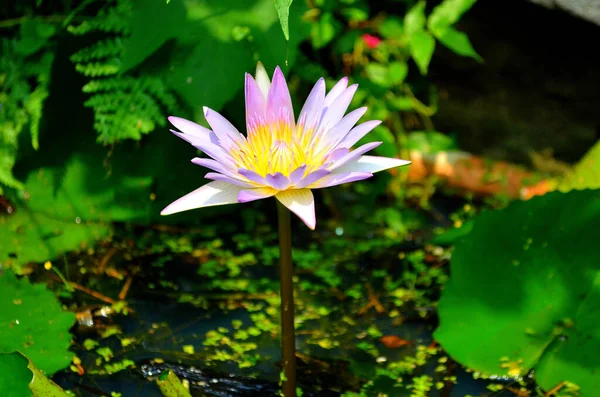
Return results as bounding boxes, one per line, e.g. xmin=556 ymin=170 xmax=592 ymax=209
xmin=255 ymin=62 xmax=271 ymax=99
xmin=266 ymin=172 xmax=291 ymax=190
xmin=295 ymin=169 xmax=331 ymax=188
xmin=172 ymin=130 xmax=235 ymax=167
xmin=203 ymin=107 xmax=244 ymax=151
xmin=205 ymin=172 xmax=256 ymax=188
xmin=337 ymin=120 xmax=382 ymax=149
xmin=335 ymin=155 xmax=411 ymax=174
xmin=192 ymin=157 xmax=238 ymax=178
xmin=238 ymin=168 xmax=267 ymax=185
xmin=289 ymin=165 xmax=307 ymax=184
xmin=329 ymin=141 xmax=382 ymax=171
xmin=297 ymin=78 xmax=326 ymax=130
xmin=276 ymin=189 xmax=316 ymax=230
xmin=319 ymin=107 xmax=367 ymax=150
xmin=161 ymin=181 xmax=242 ymax=215
xmin=326 ymin=147 xmax=350 ymax=162
xmin=320 ymin=84 xmax=358 ymax=130
xmin=266 ymin=66 xmax=294 ymax=125
xmin=324 ymin=76 xmax=348 ymax=107
xmin=169 ymin=116 xmax=214 ymax=139
xmin=308 ymin=171 xmax=373 ymax=189
xmin=245 ymin=73 xmax=267 ymax=130
xmin=237 ymin=187 xmax=277 ymax=203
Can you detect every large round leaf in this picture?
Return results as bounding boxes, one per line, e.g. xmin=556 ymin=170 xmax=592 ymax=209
xmin=0 ymin=271 xmax=75 ymax=375
xmin=0 ymin=352 xmax=31 ymax=397
xmin=0 ymin=352 xmax=68 ymax=397
xmin=435 ymin=189 xmax=600 ymax=394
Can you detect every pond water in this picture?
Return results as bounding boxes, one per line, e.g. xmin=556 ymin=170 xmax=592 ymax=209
xmin=45 ymin=195 xmax=523 ymax=397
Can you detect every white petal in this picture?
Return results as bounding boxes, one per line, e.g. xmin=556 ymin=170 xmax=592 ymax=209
xmin=255 ymin=62 xmax=271 ymax=99
xmin=276 ymin=189 xmax=316 ymax=230
xmin=161 ymin=181 xmax=242 ymax=215
xmin=319 ymin=84 xmax=358 ymax=130
xmin=203 ymin=107 xmax=244 ymax=151
xmin=297 ymin=78 xmax=326 ymax=130
xmin=335 ymin=155 xmax=411 ymax=174
xmin=324 ymin=77 xmax=348 ymax=107
xmin=337 ymin=120 xmax=382 ymax=149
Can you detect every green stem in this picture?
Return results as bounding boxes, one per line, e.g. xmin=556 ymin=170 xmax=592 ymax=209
xmin=277 ymin=200 xmax=296 ymax=397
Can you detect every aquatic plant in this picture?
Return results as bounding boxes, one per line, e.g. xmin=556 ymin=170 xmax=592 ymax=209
xmin=161 ymin=64 xmax=410 ymax=395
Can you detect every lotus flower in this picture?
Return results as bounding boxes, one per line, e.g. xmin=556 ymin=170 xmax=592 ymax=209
xmin=161 ymin=64 xmax=410 ymax=229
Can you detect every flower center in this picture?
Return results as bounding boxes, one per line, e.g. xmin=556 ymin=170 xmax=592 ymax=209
xmin=230 ymin=123 xmax=329 ymax=178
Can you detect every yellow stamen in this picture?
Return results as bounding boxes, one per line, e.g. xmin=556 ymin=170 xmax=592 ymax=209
xmin=231 ymin=122 xmax=333 ymax=178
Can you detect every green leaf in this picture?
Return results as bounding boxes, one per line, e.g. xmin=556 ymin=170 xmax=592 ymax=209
xmin=364 ymin=63 xmax=388 ymax=87
xmin=340 ymin=2 xmax=369 ymax=23
xmin=379 ymin=16 xmax=403 ymax=39
xmin=405 ymin=131 xmax=459 ymax=153
xmin=0 ymin=352 xmax=69 ymax=397
xmin=388 ymin=61 xmax=408 ymax=85
xmin=2 ymin=149 xmax=153 ymax=268
xmin=365 ymin=62 xmax=407 ymax=87
xmin=156 ymin=369 xmax=193 ymax=397
xmin=0 ymin=352 xmax=31 ymax=397
xmin=167 ymin=0 xmax=309 ymax=111
xmin=559 ymin=140 xmax=600 ymax=192
xmin=310 ymin=12 xmax=341 ymax=49
xmin=15 ymin=20 xmax=56 ymax=56
xmin=436 ymin=27 xmax=481 ymax=61
xmin=427 ymin=0 xmax=477 ymax=34
xmin=0 ymin=209 xmax=111 ymax=271
xmin=0 ymin=271 xmax=76 ymax=375
xmin=430 ymin=220 xmax=473 ymax=245
xmin=409 ymin=31 xmax=436 ymax=74
xmin=366 ymin=125 xmax=397 ymax=158
xmin=435 ymin=190 xmax=600 ymax=394
xmin=404 ymin=1 xmax=426 ymax=37
xmin=120 ymin=0 xmax=186 ymax=72
xmin=275 ymin=0 xmax=293 ymax=41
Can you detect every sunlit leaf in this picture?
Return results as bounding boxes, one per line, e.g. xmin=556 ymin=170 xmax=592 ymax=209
xmin=435 ymin=26 xmax=481 ymax=61
xmin=404 ymin=1 xmax=426 ymax=37
xmin=0 ymin=352 xmax=69 ymax=397
xmin=427 ymin=0 xmax=477 ymax=34
xmin=559 ymin=140 xmax=600 ymax=192
xmin=409 ymin=30 xmax=436 ymax=74
xmin=435 ymin=190 xmax=600 ymax=394
xmin=388 ymin=61 xmax=408 ymax=84
xmin=156 ymin=369 xmax=193 ymax=397
xmin=0 ymin=271 xmax=75 ymax=375
xmin=274 ymin=0 xmax=293 ymax=41
xmin=310 ymin=11 xmax=341 ymax=49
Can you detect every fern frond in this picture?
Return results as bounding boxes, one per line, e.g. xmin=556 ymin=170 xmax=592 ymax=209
xmin=75 ymin=61 xmax=120 ymax=77
xmin=83 ymin=77 xmax=179 ymax=143
xmin=69 ymin=0 xmax=182 ymax=144
xmin=70 ymin=38 xmax=123 ymax=63
xmin=0 ymin=37 xmax=54 ymax=191
xmin=67 ymin=0 xmax=132 ymax=36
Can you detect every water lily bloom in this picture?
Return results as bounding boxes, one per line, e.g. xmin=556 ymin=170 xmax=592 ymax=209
xmin=161 ymin=64 xmax=410 ymax=229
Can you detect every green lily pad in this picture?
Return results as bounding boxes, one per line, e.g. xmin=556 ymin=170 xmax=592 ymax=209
xmin=0 ymin=352 xmax=68 ymax=397
xmin=435 ymin=189 xmax=600 ymax=394
xmin=0 ymin=271 xmax=76 ymax=375
xmin=0 ymin=352 xmax=31 ymax=397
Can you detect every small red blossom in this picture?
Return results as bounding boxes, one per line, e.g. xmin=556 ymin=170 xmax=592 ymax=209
xmin=362 ymin=33 xmax=382 ymax=49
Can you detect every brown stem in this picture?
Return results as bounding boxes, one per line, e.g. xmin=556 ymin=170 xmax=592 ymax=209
xmin=277 ymin=200 xmax=296 ymax=397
